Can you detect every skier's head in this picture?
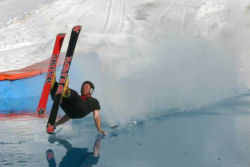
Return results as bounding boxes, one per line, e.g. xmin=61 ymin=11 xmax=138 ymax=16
xmin=81 ymin=81 xmax=95 ymax=95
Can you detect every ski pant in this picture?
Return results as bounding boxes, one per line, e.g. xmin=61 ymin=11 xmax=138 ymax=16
xmin=50 ymin=82 xmax=91 ymax=119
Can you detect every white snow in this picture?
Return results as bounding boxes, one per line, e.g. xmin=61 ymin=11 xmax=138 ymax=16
xmin=0 ymin=0 xmax=250 ymax=123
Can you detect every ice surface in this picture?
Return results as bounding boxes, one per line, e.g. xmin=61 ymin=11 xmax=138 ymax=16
xmin=1 ymin=95 xmax=250 ymax=166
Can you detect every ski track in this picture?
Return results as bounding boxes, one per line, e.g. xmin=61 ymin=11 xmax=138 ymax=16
xmin=103 ymin=0 xmax=112 ymax=34
xmin=158 ymin=0 xmax=177 ymax=27
xmin=117 ymin=0 xmax=126 ymax=34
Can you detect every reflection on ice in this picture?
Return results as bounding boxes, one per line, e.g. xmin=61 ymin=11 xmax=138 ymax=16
xmin=46 ymin=135 xmax=102 ymax=167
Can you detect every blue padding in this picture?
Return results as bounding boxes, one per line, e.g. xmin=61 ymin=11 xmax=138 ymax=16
xmin=0 ymin=73 xmax=47 ymax=113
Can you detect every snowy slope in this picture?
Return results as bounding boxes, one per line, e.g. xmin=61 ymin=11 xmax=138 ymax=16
xmin=0 ymin=0 xmax=250 ymax=123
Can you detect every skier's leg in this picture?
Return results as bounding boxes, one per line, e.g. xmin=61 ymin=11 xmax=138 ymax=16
xmin=50 ymin=82 xmax=58 ymax=100
xmin=62 ymin=77 xmax=71 ymax=98
xmin=54 ymin=114 xmax=70 ymax=127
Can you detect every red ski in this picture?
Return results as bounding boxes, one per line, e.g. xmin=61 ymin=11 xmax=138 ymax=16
xmin=37 ymin=33 xmax=66 ymax=115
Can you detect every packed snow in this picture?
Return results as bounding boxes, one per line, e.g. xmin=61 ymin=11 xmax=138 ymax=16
xmin=0 ymin=0 xmax=250 ymax=122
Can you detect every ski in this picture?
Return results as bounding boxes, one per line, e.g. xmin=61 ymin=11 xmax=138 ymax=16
xmin=37 ymin=33 xmax=66 ymax=115
xmin=46 ymin=25 xmax=82 ymax=134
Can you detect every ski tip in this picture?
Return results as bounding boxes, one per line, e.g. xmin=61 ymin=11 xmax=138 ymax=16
xmin=73 ymin=25 xmax=82 ymax=33
xmin=58 ymin=33 xmax=66 ymax=37
xmin=46 ymin=124 xmax=55 ymax=134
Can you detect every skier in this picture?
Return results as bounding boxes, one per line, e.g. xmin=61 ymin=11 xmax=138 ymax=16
xmin=50 ymin=76 xmax=106 ymax=136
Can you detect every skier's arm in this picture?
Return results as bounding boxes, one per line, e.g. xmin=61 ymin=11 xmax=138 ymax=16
xmin=93 ymin=110 xmax=106 ymax=136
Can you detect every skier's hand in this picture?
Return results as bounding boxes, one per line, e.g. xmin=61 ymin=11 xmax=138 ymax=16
xmin=99 ymin=130 xmax=107 ymax=136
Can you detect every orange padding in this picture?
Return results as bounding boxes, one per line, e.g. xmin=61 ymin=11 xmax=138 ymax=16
xmin=0 ymin=56 xmax=64 ymax=81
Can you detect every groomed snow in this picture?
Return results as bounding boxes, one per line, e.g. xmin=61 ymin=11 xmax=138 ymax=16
xmin=1 ymin=0 xmax=250 ymax=123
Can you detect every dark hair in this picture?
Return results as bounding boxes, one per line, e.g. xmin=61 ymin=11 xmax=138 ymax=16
xmin=81 ymin=81 xmax=95 ymax=95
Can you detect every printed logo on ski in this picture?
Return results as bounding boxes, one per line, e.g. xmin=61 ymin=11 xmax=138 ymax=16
xmin=56 ymin=57 xmax=72 ymax=95
xmin=46 ymin=54 xmax=58 ymax=83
